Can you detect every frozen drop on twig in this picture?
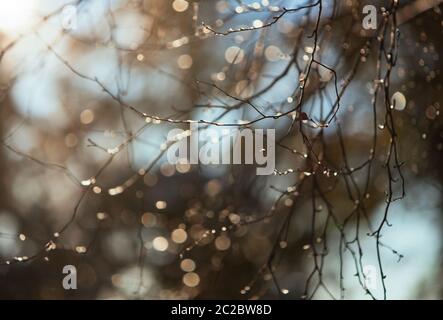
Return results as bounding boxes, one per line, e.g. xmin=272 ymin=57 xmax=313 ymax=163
xmin=391 ymin=91 xmax=406 ymax=111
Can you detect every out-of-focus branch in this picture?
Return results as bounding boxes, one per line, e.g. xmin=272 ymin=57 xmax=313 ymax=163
xmin=397 ymin=0 xmax=443 ymax=25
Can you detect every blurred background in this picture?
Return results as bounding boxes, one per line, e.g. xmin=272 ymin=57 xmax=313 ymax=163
xmin=0 ymin=0 xmax=442 ymax=299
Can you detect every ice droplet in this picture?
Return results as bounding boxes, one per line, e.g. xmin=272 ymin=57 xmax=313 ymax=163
xmin=391 ymin=91 xmax=406 ymax=111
